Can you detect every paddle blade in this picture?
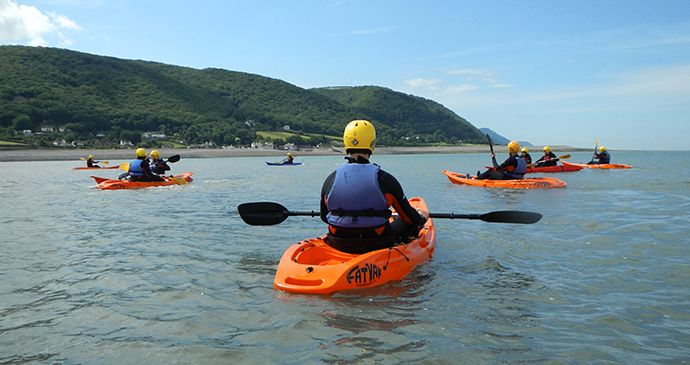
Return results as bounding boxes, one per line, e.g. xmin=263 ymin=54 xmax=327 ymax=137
xmin=120 ymin=163 xmax=129 ymax=170
xmin=557 ymin=154 xmax=571 ymax=160
xmin=102 ymin=161 xmax=109 ymax=164
xmin=167 ymin=155 xmax=181 ymax=163
xmin=480 ymin=210 xmax=542 ymax=224
xmin=238 ymin=202 xmax=289 ymax=226
xmin=168 ymin=176 xmax=186 ymax=185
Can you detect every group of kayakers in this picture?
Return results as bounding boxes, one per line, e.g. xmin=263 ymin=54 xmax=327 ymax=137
xmin=84 ymin=120 xmax=612 ymax=256
xmin=470 ymin=144 xmax=612 ymax=181
xmin=86 ymin=148 xmax=171 ymax=181
xmin=127 ymin=148 xmax=171 ymax=181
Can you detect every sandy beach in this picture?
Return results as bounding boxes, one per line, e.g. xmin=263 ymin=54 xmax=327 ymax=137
xmin=0 ymin=145 xmax=588 ymax=162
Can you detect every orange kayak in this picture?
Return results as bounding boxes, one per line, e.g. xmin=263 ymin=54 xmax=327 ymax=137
xmin=486 ymin=163 xmax=583 ymax=173
xmin=562 ymin=161 xmax=631 ymax=169
xmin=273 ymin=197 xmax=436 ymax=294
xmin=442 ymin=170 xmax=566 ymax=189
xmin=73 ymin=166 xmax=120 ymax=170
xmin=90 ymin=172 xmax=194 ymax=190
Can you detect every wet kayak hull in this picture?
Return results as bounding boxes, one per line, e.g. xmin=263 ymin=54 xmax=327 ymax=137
xmin=90 ymin=172 xmax=194 ymax=190
xmin=442 ymin=170 xmax=566 ymax=189
xmin=562 ymin=161 xmax=631 ymax=169
xmin=266 ymin=162 xmax=303 ymax=166
xmin=72 ymin=166 xmax=120 ymax=170
xmin=273 ymin=197 xmax=436 ymax=294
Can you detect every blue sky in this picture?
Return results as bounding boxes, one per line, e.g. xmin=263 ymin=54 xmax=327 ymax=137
xmin=2 ymin=0 xmax=689 ymax=150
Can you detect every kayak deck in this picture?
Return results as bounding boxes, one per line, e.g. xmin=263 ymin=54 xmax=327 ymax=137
xmin=442 ymin=170 xmax=566 ymax=189
xmin=562 ymin=161 xmax=631 ymax=169
xmin=273 ymin=197 xmax=436 ymax=294
xmin=90 ymin=172 xmax=194 ymax=190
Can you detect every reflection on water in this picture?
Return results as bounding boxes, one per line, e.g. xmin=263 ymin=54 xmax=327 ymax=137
xmin=1 ymin=152 xmax=689 ymax=363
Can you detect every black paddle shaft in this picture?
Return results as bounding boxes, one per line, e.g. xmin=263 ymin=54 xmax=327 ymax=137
xmin=238 ymin=202 xmax=542 ymax=226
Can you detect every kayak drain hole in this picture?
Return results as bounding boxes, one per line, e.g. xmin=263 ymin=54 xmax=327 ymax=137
xmin=306 ymin=267 xmax=314 ymax=273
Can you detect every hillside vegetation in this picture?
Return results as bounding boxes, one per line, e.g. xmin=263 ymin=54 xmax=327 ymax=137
xmin=0 ymin=46 xmax=486 ymax=149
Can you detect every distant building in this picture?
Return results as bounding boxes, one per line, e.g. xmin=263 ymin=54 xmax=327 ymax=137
xmin=120 ymin=140 xmax=133 ymax=147
xmin=282 ymin=125 xmax=291 ymax=131
xmin=251 ymin=142 xmax=274 ymax=149
xmin=142 ymin=131 xmax=166 ymax=139
xmin=72 ymin=140 xmax=87 ymax=147
xmin=22 ymin=130 xmax=32 ymax=135
xmin=53 ymin=139 xmax=67 ymax=147
xmin=41 ymin=125 xmax=54 ymax=132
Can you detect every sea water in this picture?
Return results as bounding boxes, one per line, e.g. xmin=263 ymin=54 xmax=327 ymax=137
xmin=1 ymin=151 xmax=688 ymax=364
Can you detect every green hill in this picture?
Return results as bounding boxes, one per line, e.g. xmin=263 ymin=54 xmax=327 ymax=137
xmin=312 ymin=86 xmax=485 ymax=145
xmin=0 ymin=45 xmax=485 ymax=148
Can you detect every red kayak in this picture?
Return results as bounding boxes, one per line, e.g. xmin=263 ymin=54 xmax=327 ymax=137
xmin=73 ymin=166 xmax=120 ymax=170
xmin=562 ymin=161 xmax=632 ymax=169
xmin=90 ymin=172 xmax=194 ymax=190
xmin=486 ymin=163 xmax=583 ymax=173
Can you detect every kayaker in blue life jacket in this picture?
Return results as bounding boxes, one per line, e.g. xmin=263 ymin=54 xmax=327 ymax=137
xmin=520 ymin=148 xmax=532 ymax=165
xmin=149 ymin=150 xmax=171 ymax=175
xmin=588 ymin=146 xmax=611 ymax=164
xmin=475 ymin=141 xmax=527 ymax=180
xmin=86 ymin=155 xmax=100 ymax=168
xmin=128 ymin=148 xmax=164 ymax=182
xmin=534 ymin=146 xmax=558 ymax=167
xmin=320 ymin=120 xmax=429 ymax=254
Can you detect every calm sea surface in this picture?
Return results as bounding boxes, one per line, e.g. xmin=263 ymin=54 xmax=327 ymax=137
xmin=1 ymin=151 xmax=689 ymax=364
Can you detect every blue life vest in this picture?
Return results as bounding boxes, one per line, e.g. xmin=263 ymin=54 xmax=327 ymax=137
xmin=326 ymin=163 xmax=389 ymax=228
xmin=504 ymin=157 xmax=527 ymax=179
xmin=128 ymin=158 xmax=145 ymax=177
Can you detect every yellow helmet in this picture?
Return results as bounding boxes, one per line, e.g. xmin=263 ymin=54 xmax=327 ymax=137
xmin=343 ymin=120 xmax=376 ymax=154
xmin=150 ymin=150 xmax=160 ymax=159
xmin=599 ymin=146 xmax=606 ymax=152
xmin=287 ymin=153 xmax=291 ymax=157
xmin=135 ymin=148 xmax=147 ymax=158
xmin=507 ymin=141 xmax=520 ymax=154
xmin=88 ymin=155 xmax=93 ymax=159
xmin=521 ymin=148 xmax=528 ymax=153
xmin=543 ymin=146 xmax=551 ymax=153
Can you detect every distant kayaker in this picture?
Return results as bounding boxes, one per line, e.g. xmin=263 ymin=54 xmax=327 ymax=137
xmin=521 ymin=148 xmax=532 ymax=165
xmin=86 ymin=155 xmax=100 ymax=168
xmin=283 ymin=153 xmax=294 ymax=164
xmin=589 ymin=146 xmax=611 ymax=164
xmin=475 ymin=141 xmax=527 ymax=180
xmin=534 ymin=146 xmax=558 ymax=167
xmin=320 ymin=120 xmax=429 ymax=254
xmin=128 ymin=148 xmax=163 ymax=182
xmin=149 ymin=150 xmax=171 ymax=175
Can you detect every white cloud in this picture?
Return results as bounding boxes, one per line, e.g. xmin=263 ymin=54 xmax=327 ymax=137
xmin=404 ymin=78 xmax=441 ymax=90
xmin=446 ymin=68 xmax=498 ymax=83
xmin=0 ymin=0 xmax=80 ymax=46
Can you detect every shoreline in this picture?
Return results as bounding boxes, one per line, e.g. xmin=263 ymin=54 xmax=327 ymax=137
xmin=0 ymin=145 xmax=589 ymax=162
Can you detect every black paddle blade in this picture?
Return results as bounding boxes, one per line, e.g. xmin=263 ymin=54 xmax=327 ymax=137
xmin=480 ymin=210 xmax=542 ymax=224
xmin=167 ymin=155 xmax=181 ymax=163
xmin=238 ymin=202 xmax=289 ymax=226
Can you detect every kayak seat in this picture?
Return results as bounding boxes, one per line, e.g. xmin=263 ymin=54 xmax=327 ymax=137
xmin=325 ymin=220 xmax=419 ymax=254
